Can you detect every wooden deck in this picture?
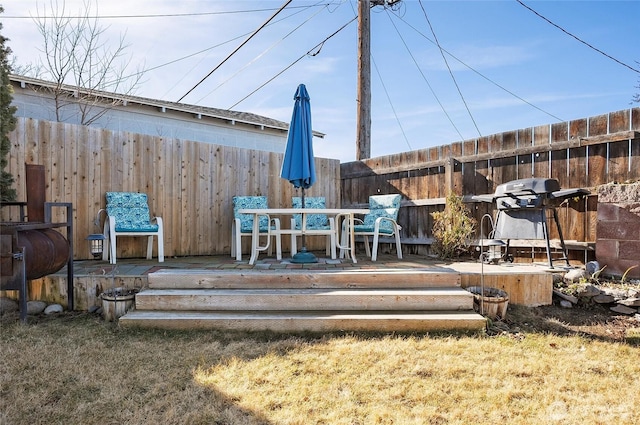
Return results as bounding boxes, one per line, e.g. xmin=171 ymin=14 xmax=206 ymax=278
xmin=16 ymin=253 xmax=563 ymax=333
xmin=29 ymin=253 xmax=560 ymax=309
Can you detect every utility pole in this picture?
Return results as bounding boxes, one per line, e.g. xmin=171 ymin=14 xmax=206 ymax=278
xmin=356 ymin=0 xmax=400 ymax=160
xmin=356 ymin=0 xmax=371 ymax=160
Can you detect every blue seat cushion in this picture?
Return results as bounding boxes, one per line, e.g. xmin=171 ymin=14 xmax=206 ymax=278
xmin=106 ymin=192 xmax=159 ymax=232
xmin=292 ymin=197 xmax=329 ymax=229
xmin=353 ymin=224 xmax=395 ymax=235
xmin=357 ymin=194 xmax=402 ymax=234
xmin=233 ymin=196 xmax=272 ymax=233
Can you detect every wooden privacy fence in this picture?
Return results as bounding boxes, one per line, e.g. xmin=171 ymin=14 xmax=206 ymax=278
xmin=4 ymin=108 xmax=639 ymax=262
xmin=341 ymin=108 xmax=640 ymax=260
xmin=4 ymin=117 xmax=341 ymax=260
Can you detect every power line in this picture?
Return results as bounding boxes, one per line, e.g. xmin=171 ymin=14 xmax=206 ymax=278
xmin=116 ymin=3 xmax=322 ymax=94
xmin=159 ymin=36 xmax=245 ymax=100
xmin=385 ymin=11 xmax=467 ymax=143
xmin=227 ymin=16 xmax=357 ymax=110
xmin=418 ymin=0 xmax=482 ymax=138
xmin=194 ymin=3 xmax=329 ymax=105
xmin=391 ymin=13 xmax=564 ymax=123
xmin=2 ymin=4 xmax=329 ymax=19
xmin=371 ymin=54 xmax=412 ymax=151
xmin=177 ymin=0 xmax=293 ymax=103
xmin=516 ymin=0 xmax=640 ymax=74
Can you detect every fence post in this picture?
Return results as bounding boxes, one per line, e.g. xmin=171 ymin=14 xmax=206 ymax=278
xmin=444 ymin=157 xmax=456 ymax=195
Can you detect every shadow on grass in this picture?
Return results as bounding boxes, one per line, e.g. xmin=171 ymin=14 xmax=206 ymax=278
xmin=0 ymin=312 xmax=276 ymax=425
xmin=1 ymin=304 xmax=636 ymax=424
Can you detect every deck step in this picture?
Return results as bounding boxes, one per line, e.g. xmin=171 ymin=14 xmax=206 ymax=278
xmin=147 ymin=269 xmax=460 ymax=289
xmin=120 ymin=269 xmax=487 ymax=333
xmin=134 ymin=288 xmax=474 ymax=311
xmin=119 ymin=310 xmax=486 ymax=333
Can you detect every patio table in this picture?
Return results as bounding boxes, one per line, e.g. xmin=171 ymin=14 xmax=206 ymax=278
xmin=238 ymin=208 xmax=369 ymax=265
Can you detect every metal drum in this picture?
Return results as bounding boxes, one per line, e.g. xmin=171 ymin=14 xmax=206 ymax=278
xmin=0 ymin=163 xmax=74 ymax=322
xmin=16 ymin=228 xmax=70 ymax=280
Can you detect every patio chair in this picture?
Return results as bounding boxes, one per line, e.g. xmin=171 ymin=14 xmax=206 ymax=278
xmin=291 ymin=196 xmax=337 ymax=259
xmin=342 ymin=194 xmax=403 ymax=261
xmin=103 ymin=192 xmax=164 ymax=265
xmin=231 ymin=196 xmax=282 ymax=261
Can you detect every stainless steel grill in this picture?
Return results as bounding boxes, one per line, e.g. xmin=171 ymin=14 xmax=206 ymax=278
xmin=474 ymin=178 xmax=589 ymax=268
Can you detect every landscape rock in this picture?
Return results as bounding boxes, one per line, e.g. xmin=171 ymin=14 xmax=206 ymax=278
xmin=0 ymin=297 xmax=19 ymax=315
xmin=555 ymin=276 xmax=640 ymax=322
xmin=593 ymin=294 xmax=615 ymax=304
xmin=44 ymin=304 xmax=64 ymax=315
xmin=599 ymin=287 xmax=630 ymax=300
xmin=610 ymin=305 xmax=637 ymax=315
xmin=26 ymin=301 xmax=47 ymax=315
xmin=564 ymin=268 xmax=587 ymax=283
xmin=553 ymin=289 xmax=578 ymax=304
xmin=575 ymin=284 xmax=601 ymax=297
xmin=559 ymin=300 xmax=573 ymax=308
xmin=618 ymin=298 xmax=640 ymax=307
xmin=88 ymin=305 xmax=101 ymax=314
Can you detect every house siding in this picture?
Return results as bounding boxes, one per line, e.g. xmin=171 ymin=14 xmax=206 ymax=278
xmin=10 ymin=79 xmax=288 ymax=154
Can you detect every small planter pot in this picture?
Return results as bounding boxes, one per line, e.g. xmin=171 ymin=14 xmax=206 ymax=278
xmin=101 ymin=288 xmax=137 ymax=321
xmin=466 ymin=286 xmax=509 ymax=320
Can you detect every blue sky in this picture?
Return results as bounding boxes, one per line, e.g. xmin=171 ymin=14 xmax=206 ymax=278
xmin=3 ymin=0 xmax=639 ymax=162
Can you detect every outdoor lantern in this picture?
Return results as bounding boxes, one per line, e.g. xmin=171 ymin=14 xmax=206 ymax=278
xmin=87 ymin=208 xmax=108 ymax=259
xmin=86 ymin=233 xmax=106 ymax=259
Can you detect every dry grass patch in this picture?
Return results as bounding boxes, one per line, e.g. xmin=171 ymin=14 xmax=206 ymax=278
xmin=1 ymin=312 xmax=639 ymax=425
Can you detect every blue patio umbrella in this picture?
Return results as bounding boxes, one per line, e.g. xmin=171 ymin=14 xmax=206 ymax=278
xmin=280 ymin=83 xmax=317 ymax=263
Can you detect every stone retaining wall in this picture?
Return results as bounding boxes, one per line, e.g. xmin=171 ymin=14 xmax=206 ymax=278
xmin=596 ymin=182 xmax=640 ymax=279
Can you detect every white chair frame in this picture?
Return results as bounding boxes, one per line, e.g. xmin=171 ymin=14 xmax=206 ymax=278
xmin=290 ymin=216 xmax=337 ymax=259
xmin=231 ymin=196 xmax=282 ymax=261
xmin=103 ymin=216 xmax=164 ymax=265
xmin=340 ymin=194 xmax=403 ymax=262
xmin=342 ymin=216 xmax=402 ymax=261
xmin=231 ymin=216 xmax=282 ymax=261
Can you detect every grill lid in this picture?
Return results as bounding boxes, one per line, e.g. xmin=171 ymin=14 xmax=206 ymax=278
xmin=494 ymin=178 xmax=560 ymax=197
xmin=472 ymin=178 xmax=589 ymax=209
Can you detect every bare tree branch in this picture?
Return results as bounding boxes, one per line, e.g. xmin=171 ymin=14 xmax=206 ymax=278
xmin=29 ymin=0 xmax=144 ymax=124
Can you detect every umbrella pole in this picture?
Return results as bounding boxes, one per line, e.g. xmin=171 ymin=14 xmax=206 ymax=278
xmin=301 ymin=189 xmax=307 ymax=249
xmin=291 ymin=187 xmax=318 ymax=263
